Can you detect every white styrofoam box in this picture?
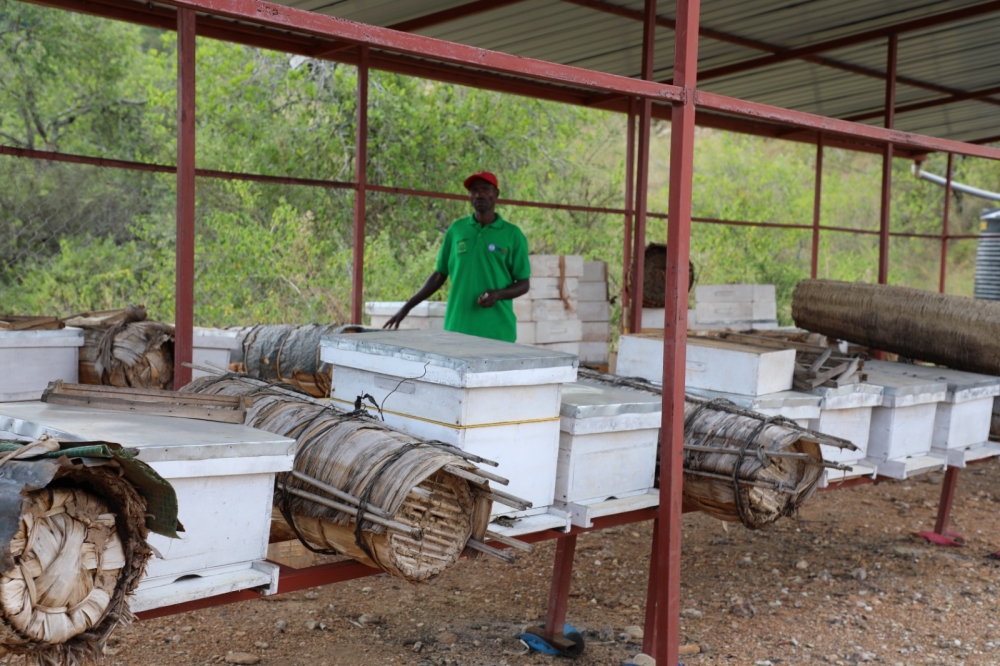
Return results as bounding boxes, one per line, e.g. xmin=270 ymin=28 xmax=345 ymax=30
xmin=695 ymin=300 xmax=753 ymax=323
xmin=536 ymin=342 xmax=580 ymax=356
xmin=578 ymin=342 xmax=608 ymax=364
xmin=686 ymin=387 xmax=821 ymax=422
xmin=618 ymin=334 xmax=795 ymax=396
xmin=532 ymin=299 xmax=578 ymax=321
xmin=582 ymin=321 xmax=610 ymax=342
xmin=0 ymin=328 xmax=84 ymax=402
xmin=530 ymin=255 xmax=584 ymax=278
xmin=365 ymin=301 xmax=447 ymax=317
xmin=368 ymin=314 xmax=445 ymax=331
xmin=556 ymin=383 xmax=660 ymax=506
xmin=192 ymin=327 xmax=242 ymax=379
xmin=583 ymin=260 xmax=607 ymax=282
xmin=528 ymin=277 xmax=579 ymax=301
xmin=578 ymin=301 xmax=611 ymax=322
xmin=808 ymin=383 xmax=884 ymax=462
xmin=864 ymin=360 xmax=1000 ymax=451
xmin=516 ymin=321 xmax=536 ymax=345
xmin=514 ymin=297 xmax=533 ymax=322
xmin=535 ymin=319 xmax=583 ymax=344
xmin=322 ymin=331 xmax=577 ymax=516
xmin=864 ymin=369 xmax=947 ymax=463
xmin=579 ymin=280 xmax=608 ymax=302
xmin=0 ymin=402 xmax=295 ymax=603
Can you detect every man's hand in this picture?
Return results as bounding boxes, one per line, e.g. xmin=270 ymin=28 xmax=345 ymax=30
xmin=383 ymin=306 xmax=409 ymax=329
xmin=478 ymin=291 xmax=500 ymax=308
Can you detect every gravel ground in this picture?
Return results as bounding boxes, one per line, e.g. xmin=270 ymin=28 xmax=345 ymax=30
xmin=105 ymin=460 xmax=1000 ymax=666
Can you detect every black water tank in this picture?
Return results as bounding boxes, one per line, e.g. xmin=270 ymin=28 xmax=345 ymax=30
xmin=975 ymin=209 xmax=1000 ymax=301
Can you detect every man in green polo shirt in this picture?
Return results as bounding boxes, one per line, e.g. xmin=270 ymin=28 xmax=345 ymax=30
xmin=383 ymin=171 xmax=530 ymax=342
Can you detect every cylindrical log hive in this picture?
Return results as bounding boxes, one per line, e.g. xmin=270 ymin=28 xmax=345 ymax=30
xmin=792 ymin=279 xmax=1000 ymax=376
xmin=240 ymin=325 xmax=340 ymax=397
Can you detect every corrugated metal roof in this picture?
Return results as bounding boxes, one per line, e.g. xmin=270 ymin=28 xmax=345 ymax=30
xmin=265 ymin=0 xmax=1000 ymax=144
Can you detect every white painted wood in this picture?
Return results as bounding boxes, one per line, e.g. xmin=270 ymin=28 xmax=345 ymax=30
xmin=557 ymin=490 xmax=659 ymax=528
xmin=535 ymin=342 xmax=580 ymax=356
xmin=695 ymin=301 xmax=753 ymax=323
xmin=514 ymin=298 xmax=533 ymax=321
xmin=365 ymin=301 xmax=447 ymax=317
xmin=752 ymin=298 xmax=778 ymax=321
xmin=619 ymin=335 xmax=795 ymax=395
xmin=531 ymin=299 xmax=578 ymax=321
xmin=641 ymin=308 xmax=665 ymax=329
xmin=516 ymin=322 xmax=536 ymax=345
xmin=873 ymin=453 xmax=946 ymax=480
xmin=367 ymin=315 xmax=445 ymax=331
xmin=695 ymin=284 xmax=757 ymax=303
xmin=555 ymin=430 xmax=657 ymax=503
xmin=578 ymin=342 xmax=608 ymax=364
xmin=931 ymin=398 xmax=994 ymax=450
xmin=148 ymin=455 xmax=294 ymax=479
xmin=535 ymin=320 xmax=583 ymax=344
xmin=581 ymin=321 xmax=610 ymax=342
xmin=866 ymin=403 xmax=939 ymax=461
xmin=488 ymin=508 xmax=572 ymax=537
xmin=577 ymin=301 xmax=611 ymax=322
xmin=944 ymin=440 xmax=1000 ymax=468
xmin=130 ymin=565 xmax=276 ymax=612
xmin=811 ymin=383 xmax=884 ymax=410
xmin=528 ymin=277 xmax=579 ymax=300
xmin=332 ymin=366 xmax=562 ymax=427
xmin=0 ymin=328 xmax=83 ymax=401
xmin=578 ymin=280 xmax=608 ymax=302
xmin=582 ymin=260 xmax=607 ymax=281
xmin=819 ymin=460 xmax=878 ymax=488
xmin=530 ymin=255 xmax=584 ymax=278
xmin=812 ymin=407 xmax=874 ymax=462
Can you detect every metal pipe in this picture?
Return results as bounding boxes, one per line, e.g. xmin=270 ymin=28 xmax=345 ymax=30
xmin=352 ymin=46 xmax=369 ymax=325
xmin=654 ymin=0 xmax=699 ymax=662
xmin=174 ymin=7 xmax=196 ymax=389
xmin=916 ymin=165 xmax=1000 ymax=203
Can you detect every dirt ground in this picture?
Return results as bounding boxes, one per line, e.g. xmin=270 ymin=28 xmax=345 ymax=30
xmin=105 ymin=460 xmax=1000 ymax=666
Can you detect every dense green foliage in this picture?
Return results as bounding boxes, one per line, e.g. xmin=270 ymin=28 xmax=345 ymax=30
xmin=1 ymin=1 xmax=997 ymax=331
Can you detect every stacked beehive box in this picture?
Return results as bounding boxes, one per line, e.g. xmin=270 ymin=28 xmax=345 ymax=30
xmin=366 ymin=301 xmax=446 ymax=330
xmin=515 ymin=254 xmax=583 ymax=353
xmin=578 ymin=260 xmax=612 ymax=365
xmin=642 ymin=283 xmax=779 ymax=331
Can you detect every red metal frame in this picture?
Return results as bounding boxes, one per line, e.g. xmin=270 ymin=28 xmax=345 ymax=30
xmin=811 ymin=135 xmax=823 ymax=279
xmin=622 ymin=99 xmax=637 ymax=334
xmin=542 ymin=534 xmax=577 ymax=643
xmin=878 ymin=35 xmax=898 ymax=287
xmin=388 ymin=0 xmax=529 ymax=32
xmin=939 ymin=153 xmax=954 ymax=293
xmin=174 ymin=7 xmax=196 ymax=389
xmin=351 ymin=46 xmax=369 ymax=325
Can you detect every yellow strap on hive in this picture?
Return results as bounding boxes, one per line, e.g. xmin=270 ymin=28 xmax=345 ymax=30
xmin=328 ymin=397 xmax=560 ymax=430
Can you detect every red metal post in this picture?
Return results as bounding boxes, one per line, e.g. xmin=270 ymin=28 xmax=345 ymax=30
xmin=877 ymin=34 xmax=897 ymax=286
xmin=542 ymin=535 xmax=578 ymax=643
xmin=939 ymin=152 xmax=953 ymax=292
xmin=653 ymin=0 xmax=699 ymax=663
xmin=627 ymin=0 xmax=658 ymax=334
xmin=174 ymin=7 xmax=196 ymax=389
xmin=934 ymin=466 xmax=960 ymax=535
xmin=811 ymin=134 xmax=823 ymax=279
xmin=351 ymin=46 xmax=369 ymax=325
xmin=641 ymin=518 xmax=659 ymax=654
xmin=622 ymin=99 xmax=637 ymax=333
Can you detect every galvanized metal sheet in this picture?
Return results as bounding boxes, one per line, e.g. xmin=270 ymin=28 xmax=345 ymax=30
xmin=562 ymin=381 xmax=662 ymax=419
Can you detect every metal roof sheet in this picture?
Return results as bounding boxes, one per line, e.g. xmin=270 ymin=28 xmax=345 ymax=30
xmin=263 ymin=0 xmax=1000 ymax=144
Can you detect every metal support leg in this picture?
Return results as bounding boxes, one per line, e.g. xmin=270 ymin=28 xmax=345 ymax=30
xmin=641 ymin=518 xmax=659 ymax=655
xmin=918 ymin=466 xmax=965 ymax=546
xmin=543 ymin=534 xmax=577 ymax=643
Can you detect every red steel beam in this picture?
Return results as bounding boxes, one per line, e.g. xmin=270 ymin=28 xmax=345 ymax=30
xmin=811 ymin=135 xmax=823 ymax=278
xmin=696 ymin=1 xmax=1000 ymax=81
xmin=174 ymin=7 xmax=196 ymax=390
xmin=641 ymin=518 xmax=660 ymax=654
xmin=940 ymin=153 xmax=953 ymax=293
xmin=654 ymin=0 xmax=700 ymax=663
xmin=388 ymin=0 xmax=528 ymax=32
xmin=845 ymin=85 xmax=1000 ymax=123
xmin=877 ymin=35 xmax=898 ymax=286
xmin=622 ymin=99 xmax=637 ymax=333
xmin=628 ymin=0 xmax=658 ymax=335
xmin=542 ymin=535 xmax=578 ymax=643
xmin=351 ymin=46 xmax=368 ymax=325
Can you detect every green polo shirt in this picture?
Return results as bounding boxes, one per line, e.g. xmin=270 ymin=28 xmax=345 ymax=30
xmin=435 ymin=214 xmax=530 ymax=342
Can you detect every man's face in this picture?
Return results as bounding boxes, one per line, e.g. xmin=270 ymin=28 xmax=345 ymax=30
xmin=468 ymin=179 xmax=499 ymax=213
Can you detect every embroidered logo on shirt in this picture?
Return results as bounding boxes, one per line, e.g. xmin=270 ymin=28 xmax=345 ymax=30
xmin=488 ymin=243 xmax=496 ymax=252
xmin=457 ymin=240 xmax=467 ymax=254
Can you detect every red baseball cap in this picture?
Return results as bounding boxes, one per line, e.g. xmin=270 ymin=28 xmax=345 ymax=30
xmin=463 ymin=171 xmax=499 ymax=191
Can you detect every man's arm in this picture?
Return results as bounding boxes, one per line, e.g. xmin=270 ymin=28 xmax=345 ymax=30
xmin=477 ymin=278 xmax=530 ymax=307
xmin=383 ymin=271 xmax=447 ymax=329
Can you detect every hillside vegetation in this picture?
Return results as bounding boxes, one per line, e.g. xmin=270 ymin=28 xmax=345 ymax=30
xmin=1 ymin=1 xmax=998 ymax=329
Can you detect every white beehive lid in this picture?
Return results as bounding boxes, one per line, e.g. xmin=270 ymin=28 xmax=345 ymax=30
xmin=865 ymin=360 xmax=1000 ymax=404
xmin=862 ymin=369 xmax=947 ymax=408
xmin=0 ymin=402 xmax=295 ymax=464
xmin=321 ymin=330 xmax=578 ymax=388
xmin=685 ymin=387 xmax=821 ymax=416
xmin=0 ymin=327 xmax=84 ymax=348
xmin=561 ymin=382 xmax=661 ymax=434
xmin=193 ymin=327 xmax=243 ymax=350
xmin=810 ymin=382 xmax=884 ymax=410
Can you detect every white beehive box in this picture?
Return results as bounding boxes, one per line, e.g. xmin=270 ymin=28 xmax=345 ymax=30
xmin=864 ymin=360 xmax=1000 ymax=465
xmin=192 ymin=327 xmax=243 ymax=379
xmin=578 ymin=301 xmax=610 ymax=322
xmin=366 ymin=301 xmax=446 ymax=331
xmin=808 ymin=383 xmax=884 ymax=463
xmin=528 ymin=278 xmax=579 ymax=301
xmin=321 ymin=330 xmax=577 ymax=525
xmin=555 ymin=382 xmax=661 ymax=527
xmin=582 ymin=260 xmax=606 ymax=282
xmin=686 ymin=387 xmax=821 ymax=426
xmin=863 ymin=369 xmax=948 ymax=479
xmin=0 ymin=401 xmax=295 ymax=611
xmin=618 ymin=334 xmax=795 ymax=396
xmin=530 ymin=255 xmax=584 ymax=278
xmin=0 ymin=328 xmax=84 ymax=402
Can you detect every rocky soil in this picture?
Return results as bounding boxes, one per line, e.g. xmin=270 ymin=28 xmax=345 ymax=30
xmin=105 ymin=460 xmax=1000 ymax=666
